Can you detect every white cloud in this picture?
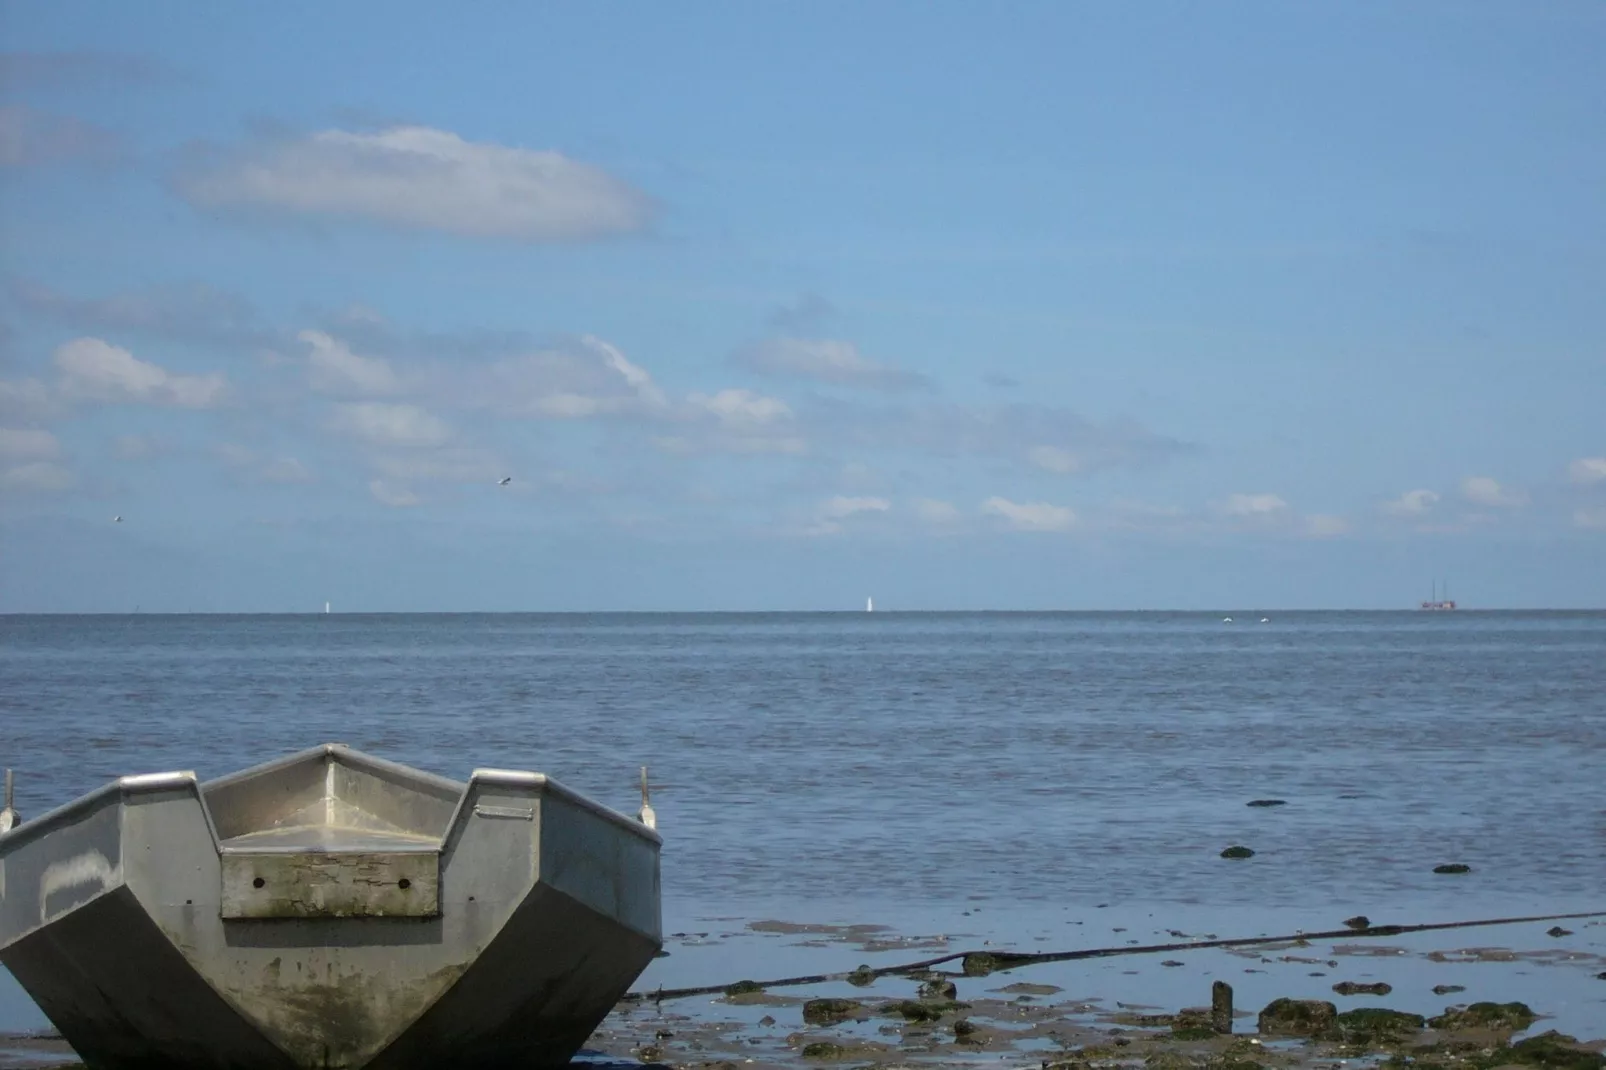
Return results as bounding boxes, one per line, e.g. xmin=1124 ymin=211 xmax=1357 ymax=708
xmin=0 ymin=427 xmax=60 ymax=460
xmin=329 ymin=402 xmax=451 ymax=448
xmin=1568 ymin=458 xmax=1606 ymax=485
xmin=688 ymin=388 xmax=792 ymax=427
xmin=1303 ymin=514 xmax=1350 ymax=538
xmin=1382 ymin=489 xmax=1440 ymax=516
xmin=0 ymin=460 xmax=74 ymax=492
xmin=471 ymin=335 xmax=666 ymax=418
xmin=368 ymin=480 xmax=420 ymax=507
xmin=664 ymin=388 xmax=805 ymax=455
xmin=1028 ymin=445 xmax=1084 ymax=474
xmin=1576 ymin=507 xmax=1606 ymax=530
xmin=798 ymin=494 xmax=892 ymax=536
xmin=735 ymin=337 xmax=927 ymax=391
xmin=982 ymin=496 xmax=1076 ymax=532
xmin=912 ymin=498 xmax=961 ymax=525
xmin=822 ymin=495 xmax=891 ymax=519
xmin=1460 ymin=475 xmax=1526 ymax=508
xmin=301 ymin=330 xmax=400 ymax=396
xmin=177 ymin=125 xmax=653 ymax=242
xmin=1222 ymin=493 xmax=1289 ymax=517
xmin=53 ymin=337 xmax=227 ymax=408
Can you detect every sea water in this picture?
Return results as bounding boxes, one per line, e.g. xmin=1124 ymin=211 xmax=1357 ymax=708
xmin=2 ymin=611 xmax=1603 ymax=1033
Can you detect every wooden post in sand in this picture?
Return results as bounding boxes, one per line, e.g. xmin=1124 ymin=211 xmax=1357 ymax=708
xmin=1211 ymin=980 xmax=1233 ymax=1034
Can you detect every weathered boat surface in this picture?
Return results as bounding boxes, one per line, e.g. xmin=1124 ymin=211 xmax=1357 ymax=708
xmin=0 ymin=744 xmax=662 ymax=1069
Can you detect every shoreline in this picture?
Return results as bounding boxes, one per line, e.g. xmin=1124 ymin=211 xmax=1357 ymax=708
xmin=4 ymin=911 xmax=1601 ymax=1069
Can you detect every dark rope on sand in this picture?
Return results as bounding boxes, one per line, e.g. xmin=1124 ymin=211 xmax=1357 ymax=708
xmin=622 ymin=908 xmax=1606 ymax=1004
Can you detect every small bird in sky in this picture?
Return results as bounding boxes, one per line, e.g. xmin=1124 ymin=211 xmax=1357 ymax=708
xmin=113 ymin=515 xmax=123 ymax=523
xmin=497 ymin=477 xmax=512 ymax=486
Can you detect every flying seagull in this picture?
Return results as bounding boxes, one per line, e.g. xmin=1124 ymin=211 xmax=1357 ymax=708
xmin=497 ymin=477 xmax=512 ymax=486
xmin=113 ymin=515 xmax=123 ymax=523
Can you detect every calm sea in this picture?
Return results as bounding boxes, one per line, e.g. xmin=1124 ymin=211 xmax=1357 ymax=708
xmin=2 ymin=611 xmax=1604 ymax=1030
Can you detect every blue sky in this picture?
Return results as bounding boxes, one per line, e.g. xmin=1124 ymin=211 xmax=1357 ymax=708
xmin=1 ymin=1 xmax=1602 ymax=610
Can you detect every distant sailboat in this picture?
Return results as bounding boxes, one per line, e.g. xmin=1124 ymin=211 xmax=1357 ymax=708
xmin=325 ymin=601 xmax=331 ymax=615
xmin=1420 ymin=580 xmax=1456 ymax=611
xmin=866 ymin=596 xmax=874 ymax=613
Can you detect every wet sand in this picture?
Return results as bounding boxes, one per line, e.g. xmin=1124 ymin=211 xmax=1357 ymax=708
xmin=5 ymin=912 xmax=1600 ymax=1069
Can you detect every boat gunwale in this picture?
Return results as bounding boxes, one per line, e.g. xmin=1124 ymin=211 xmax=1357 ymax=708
xmin=1 ymin=747 xmax=662 ymax=854
xmin=0 ymin=770 xmax=199 ymax=853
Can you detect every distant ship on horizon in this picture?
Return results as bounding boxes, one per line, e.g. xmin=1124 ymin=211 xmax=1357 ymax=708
xmin=1420 ymin=580 xmax=1457 ymax=611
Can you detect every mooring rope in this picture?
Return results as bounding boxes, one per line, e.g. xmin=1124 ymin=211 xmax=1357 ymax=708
xmin=621 ymin=908 xmax=1606 ymax=1003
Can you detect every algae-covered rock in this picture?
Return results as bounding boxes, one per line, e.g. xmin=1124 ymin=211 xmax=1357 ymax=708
xmin=953 ymin=1018 xmax=978 ymax=1039
xmin=1427 ymin=1000 xmax=1537 ymax=1032
xmin=846 ymin=964 xmax=875 ymax=987
xmin=1332 ymin=981 xmax=1392 ymax=996
xmin=1507 ymin=1031 xmax=1606 ymax=1070
xmin=1258 ymin=998 xmax=1337 ymax=1036
xmin=1221 ymin=845 xmax=1256 ymax=859
xmin=961 ymin=952 xmax=999 ymax=977
xmin=1343 ymin=915 xmax=1371 ymax=930
xmin=802 ymin=998 xmax=864 ymax=1025
xmin=882 ymin=999 xmax=953 ymax=1022
xmin=800 ymin=1041 xmax=848 ymax=1059
xmin=723 ymin=979 xmax=764 ymax=996
xmin=1432 ymin=984 xmax=1466 ymax=995
xmin=918 ymin=978 xmax=958 ymax=1000
xmin=1334 ymin=1007 xmax=1425 ymax=1043
xmin=1547 ymin=926 xmax=1573 ymax=937
xmin=1432 ymin=863 xmax=1471 ymax=874
xmin=1247 ymin=799 xmax=1287 ymax=807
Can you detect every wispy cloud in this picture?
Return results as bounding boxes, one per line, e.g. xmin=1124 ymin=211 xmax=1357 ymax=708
xmin=215 ymin=443 xmax=312 ymax=485
xmin=735 ymin=336 xmax=929 ymax=392
xmin=328 ymin=402 xmax=451 ymax=448
xmin=814 ymin=399 xmax=1193 ymax=474
xmin=1221 ymin=492 xmax=1289 ymax=518
xmin=1027 ymin=445 xmax=1084 ymax=474
xmin=912 ymin=498 xmax=962 ymax=525
xmin=368 ymin=480 xmax=420 ymax=508
xmin=111 ymin=433 xmax=171 ymax=461
xmin=300 ymin=330 xmax=401 ymax=397
xmin=1382 ymin=489 xmax=1440 ymax=517
xmin=1302 ymin=513 xmax=1350 ymax=538
xmin=53 ymin=337 xmax=227 ymax=408
xmin=0 ymin=427 xmax=60 ymax=460
xmin=982 ymin=496 xmax=1076 ymax=532
xmin=0 ymin=460 xmax=74 ymax=493
xmin=766 ymin=293 xmax=835 ymax=333
xmin=0 ymin=378 xmax=56 ymax=422
xmin=1568 ymin=457 xmax=1606 ymax=485
xmin=1460 ymin=475 xmax=1526 ymax=508
xmin=800 ymin=494 xmax=892 ymax=536
xmin=13 ymin=279 xmax=271 ymax=349
xmin=1575 ymin=507 xmax=1606 ymax=530
xmin=175 ymin=125 xmax=654 ymax=242
xmin=0 ymin=105 xmax=122 ymax=168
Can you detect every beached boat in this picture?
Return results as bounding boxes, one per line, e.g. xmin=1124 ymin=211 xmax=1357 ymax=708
xmin=0 ymin=744 xmax=662 ymax=1069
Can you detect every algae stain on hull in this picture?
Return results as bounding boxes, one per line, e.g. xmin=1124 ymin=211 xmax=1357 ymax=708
xmin=221 ymin=957 xmax=470 ymax=1068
